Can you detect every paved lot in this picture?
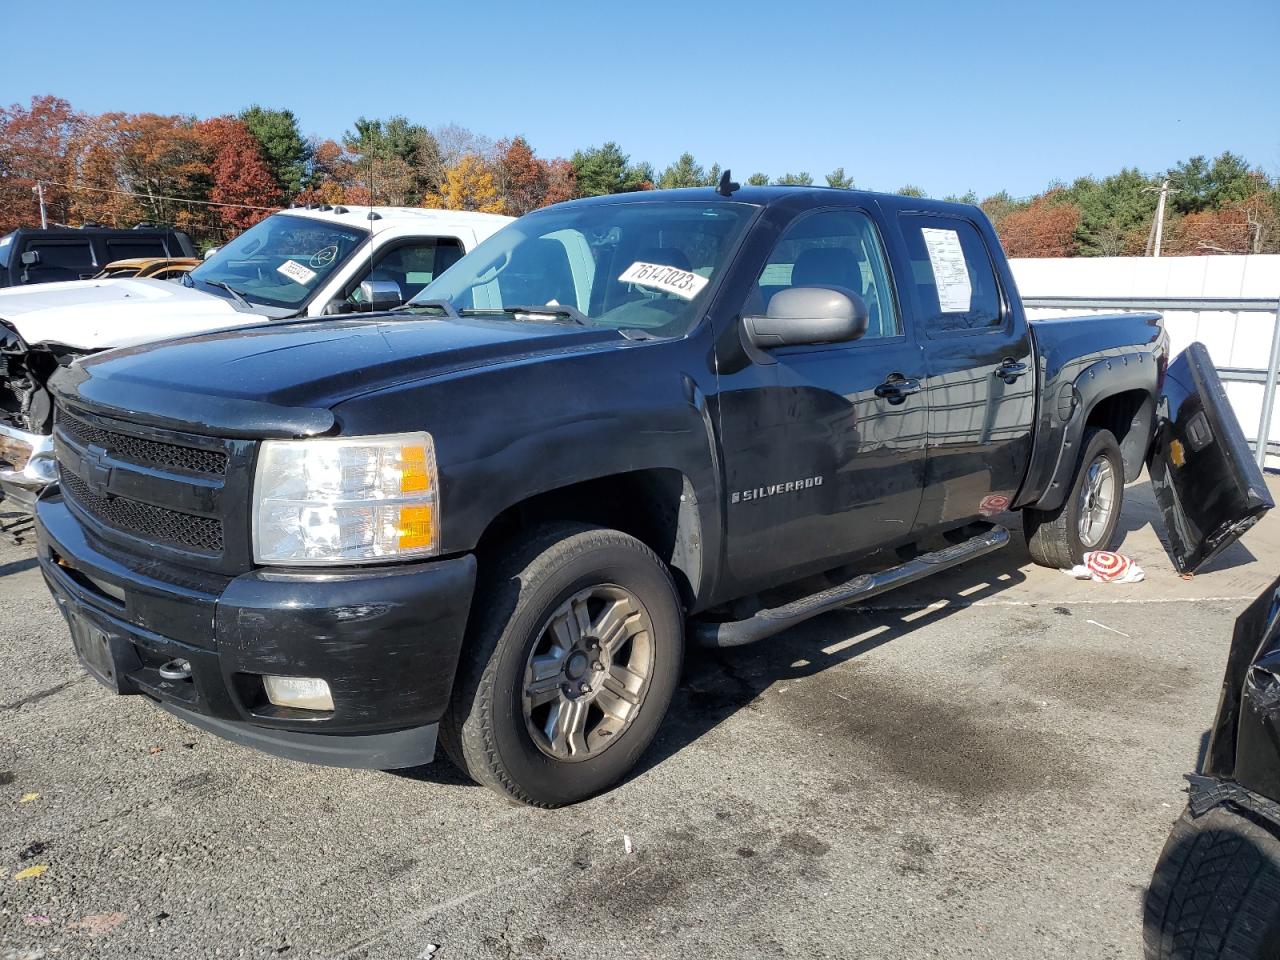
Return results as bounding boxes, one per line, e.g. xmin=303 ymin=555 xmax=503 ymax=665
xmin=2 ymin=476 xmax=1278 ymax=960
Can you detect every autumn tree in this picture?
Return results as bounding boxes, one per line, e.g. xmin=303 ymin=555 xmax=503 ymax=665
xmin=995 ymin=192 xmax=1081 ymax=257
xmin=543 ymin=158 xmax=577 ymax=206
xmin=239 ymin=105 xmax=310 ymax=197
xmin=197 ymin=117 xmax=278 ymax=232
xmin=0 ymin=95 xmax=83 ymax=233
xmin=423 ymin=155 xmax=505 ymax=213
xmin=494 ymin=136 xmax=548 ymax=214
xmin=825 ymin=167 xmax=854 ymax=189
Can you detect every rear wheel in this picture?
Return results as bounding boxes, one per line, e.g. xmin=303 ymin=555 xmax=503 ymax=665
xmin=1023 ymin=427 xmax=1125 ymax=568
xmin=1144 ymin=805 xmax=1280 ymax=959
xmin=441 ymin=524 xmax=684 ymax=807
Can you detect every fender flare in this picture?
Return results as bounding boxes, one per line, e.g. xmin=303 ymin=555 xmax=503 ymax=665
xmin=1025 ymin=352 xmax=1159 ymax=513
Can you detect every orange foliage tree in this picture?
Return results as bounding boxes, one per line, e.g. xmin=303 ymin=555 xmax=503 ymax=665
xmin=0 ymin=96 xmax=83 ymax=233
xmin=197 ymin=116 xmax=279 ymax=232
xmin=995 ymin=193 xmax=1081 ymax=257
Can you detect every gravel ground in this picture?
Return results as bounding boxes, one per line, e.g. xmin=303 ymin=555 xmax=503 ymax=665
xmin=2 ymin=476 xmax=1278 ymax=960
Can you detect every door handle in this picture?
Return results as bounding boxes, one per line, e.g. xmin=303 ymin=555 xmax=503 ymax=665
xmin=875 ymin=375 xmax=922 ymax=405
xmin=993 ymin=359 xmax=1028 ymax=384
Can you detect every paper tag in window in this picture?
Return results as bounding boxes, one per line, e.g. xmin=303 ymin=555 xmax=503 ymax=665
xmin=618 ymin=261 xmax=708 ymax=300
xmin=920 ymin=228 xmax=972 ymax=313
xmin=277 ymin=259 xmax=318 ymax=285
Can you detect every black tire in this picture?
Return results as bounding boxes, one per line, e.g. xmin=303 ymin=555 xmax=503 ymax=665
xmin=1144 ymin=805 xmax=1280 ymax=960
xmin=1023 ymin=427 xmax=1125 ymax=569
xmin=440 ymin=524 xmax=684 ymax=807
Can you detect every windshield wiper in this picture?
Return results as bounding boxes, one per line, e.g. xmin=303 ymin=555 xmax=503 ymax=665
xmin=390 ymin=299 xmax=459 ymax=319
xmin=205 ymin=279 xmax=253 ymax=310
xmin=463 ymin=305 xmax=590 ymax=326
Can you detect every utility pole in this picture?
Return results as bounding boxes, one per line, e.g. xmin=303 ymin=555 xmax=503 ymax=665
xmin=33 ymin=181 xmax=47 ymax=229
xmin=1144 ymin=178 xmax=1180 ymax=257
xmin=1152 ymin=178 xmax=1170 ymax=258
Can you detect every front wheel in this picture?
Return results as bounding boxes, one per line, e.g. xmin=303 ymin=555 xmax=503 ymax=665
xmin=441 ymin=524 xmax=684 ymax=807
xmin=1023 ymin=427 xmax=1125 ymax=569
xmin=1144 ymin=805 xmax=1280 ymax=959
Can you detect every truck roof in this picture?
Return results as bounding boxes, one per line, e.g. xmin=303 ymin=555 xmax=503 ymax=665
xmin=562 ymin=184 xmax=982 ymax=219
xmin=277 ymin=205 xmax=513 ymax=232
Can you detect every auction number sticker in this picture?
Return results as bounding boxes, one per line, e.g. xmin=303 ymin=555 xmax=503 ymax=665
xmin=277 ymin=259 xmax=318 ymax=285
xmin=618 ymin=261 xmax=709 ymax=300
xmin=920 ymin=228 xmax=972 ymax=313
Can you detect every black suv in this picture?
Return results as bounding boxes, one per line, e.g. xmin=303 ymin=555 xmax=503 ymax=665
xmin=0 ymin=225 xmax=196 ymax=287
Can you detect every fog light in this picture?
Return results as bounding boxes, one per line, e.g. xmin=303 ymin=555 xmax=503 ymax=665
xmin=263 ymin=676 xmax=334 ymax=711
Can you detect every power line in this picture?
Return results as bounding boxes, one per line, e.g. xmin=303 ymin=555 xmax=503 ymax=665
xmin=11 ymin=175 xmax=281 ymax=212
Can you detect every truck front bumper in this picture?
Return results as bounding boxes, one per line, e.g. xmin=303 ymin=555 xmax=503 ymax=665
xmin=35 ymin=492 xmax=477 ymax=769
xmin=0 ymin=423 xmax=56 ymax=511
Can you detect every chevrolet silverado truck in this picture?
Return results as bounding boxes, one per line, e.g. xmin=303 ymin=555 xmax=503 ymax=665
xmin=34 ymin=183 xmax=1273 ymax=807
xmin=0 ymin=205 xmax=511 ymax=509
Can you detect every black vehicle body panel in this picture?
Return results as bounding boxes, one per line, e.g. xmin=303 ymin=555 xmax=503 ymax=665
xmin=31 ymin=185 xmax=1270 ymax=768
xmin=1147 ymin=342 xmax=1275 ymax=574
xmin=1196 ymin=575 xmax=1280 ymax=827
xmin=37 ymin=491 xmax=474 ymax=767
xmin=1015 ymin=311 xmax=1167 ymax=510
xmin=0 ymin=226 xmax=196 ymax=287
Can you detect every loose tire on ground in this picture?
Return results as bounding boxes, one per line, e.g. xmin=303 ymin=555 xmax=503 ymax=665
xmin=1023 ymin=426 xmax=1125 ymax=569
xmin=1144 ymin=804 xmax=1280 ymax=960
xmin=440 ymin=524 xmax=684 ymax=807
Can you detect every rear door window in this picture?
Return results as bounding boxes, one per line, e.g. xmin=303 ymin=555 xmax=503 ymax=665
xmin=26 ymin=240 xmax=96 ymax=281
xmin=899 ymin=216 xmax=1003 ymax=335
xmin=105 ymin=238 xmax=169 ymax=261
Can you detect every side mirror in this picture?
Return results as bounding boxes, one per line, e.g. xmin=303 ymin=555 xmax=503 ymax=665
xmin=20 ymin=250 xmax=40 ymax=266
xmin=356 ymin=279 xmax=404 ymax=312
xmin=742 ymin=286 xmax=868 ymax=349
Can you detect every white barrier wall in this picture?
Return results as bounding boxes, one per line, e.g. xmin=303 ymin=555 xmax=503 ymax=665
xmin=1009 ymin=255 xmax=1280 ymax=469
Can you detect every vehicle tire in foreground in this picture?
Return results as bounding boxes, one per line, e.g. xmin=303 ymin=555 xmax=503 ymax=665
xmin=441 ymin=524 xmax=684 ymax=807
xmin=1144 ymin=805 xmax=1280 ymax=960
xmin=1023 ymin=426 xmax=1124 ymax=569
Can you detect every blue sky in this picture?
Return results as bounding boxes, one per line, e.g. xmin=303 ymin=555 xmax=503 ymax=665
xmin=4 ymin=0 xmax=1277 ymax=199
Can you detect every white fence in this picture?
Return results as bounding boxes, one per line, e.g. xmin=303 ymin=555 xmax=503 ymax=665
xmin=1009 ymin=255 xmax=1280 ymax=470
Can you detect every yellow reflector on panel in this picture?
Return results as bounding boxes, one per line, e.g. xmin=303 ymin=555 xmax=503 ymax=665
xmin=398 ymin=505 xmax=435 ymax=550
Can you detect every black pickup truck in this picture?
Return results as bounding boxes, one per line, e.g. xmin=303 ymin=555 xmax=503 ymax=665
xmin=34 ymin=184 xmax=1272 ymax=807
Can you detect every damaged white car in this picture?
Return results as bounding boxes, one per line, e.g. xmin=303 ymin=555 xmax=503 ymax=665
xmin=0 ymin=205 xmax=511 ymax=509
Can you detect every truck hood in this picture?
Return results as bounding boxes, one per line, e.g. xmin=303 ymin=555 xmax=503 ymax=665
xmin=54 ymin=314 xmax=623 ymax=438
xmin=0 ymin=277 xmax=267 ymax=351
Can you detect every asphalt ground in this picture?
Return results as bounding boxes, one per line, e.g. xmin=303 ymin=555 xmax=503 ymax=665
xmin=2 ymin=475 xmax=1279 ymax=960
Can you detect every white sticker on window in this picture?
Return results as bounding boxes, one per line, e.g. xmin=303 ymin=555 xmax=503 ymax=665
xmin=618 ymin=261 xmax=709 ymax=300
xmin=277 ymin=259 xmax=318 ymax=285
xmin=920 ymin=228 xmax=972 ymax=313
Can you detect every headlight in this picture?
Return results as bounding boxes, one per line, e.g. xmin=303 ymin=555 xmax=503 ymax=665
xmin=252 ymin=433 xmax=439 ymax=565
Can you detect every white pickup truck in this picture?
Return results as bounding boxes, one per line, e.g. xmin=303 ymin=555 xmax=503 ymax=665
xmin=0 ymin=205 xmax=512 ymax=509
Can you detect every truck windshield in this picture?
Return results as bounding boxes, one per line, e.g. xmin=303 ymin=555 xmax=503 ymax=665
xmin=408 ymin=200 xmax=756 ymax=337
xmin=187 ymin=214 xmax=368 ymax=311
